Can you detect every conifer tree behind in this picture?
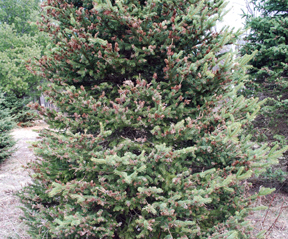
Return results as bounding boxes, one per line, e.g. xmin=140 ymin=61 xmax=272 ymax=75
xmin=241 ymin=0 xmax=288 ymax=94
xmin=0 ymin=93 xmax=38 ymax=126
xmin=0 ymin=93 xmax=15 ymax=162
xmin=241 ymin=0 xmax=288 ymax=182
xmin=241 ymin=0 xmax=288 ymax=124
xmin=20 ymin=0 xmax=287 ymax=238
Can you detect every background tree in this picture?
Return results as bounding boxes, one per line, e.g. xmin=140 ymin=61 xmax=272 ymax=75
xmin=0 ymin=23 xmax=43 ymax=98
xmin=0 ymin=0 xmax=41 ymax=34
xmin=241 ymin=0 xmax=288 ymax=184
xmin=0 ymin=92 xmax=15 ymax=163
xmin=19 ymin=0 xmax=287 ymax=238
xmin=0 ymin=0 xmax=48 ymax=124
xmin=0 ymin=0 xmax=48 ymax=98
xmin=241 ymin=0 xmax=288 ymax=90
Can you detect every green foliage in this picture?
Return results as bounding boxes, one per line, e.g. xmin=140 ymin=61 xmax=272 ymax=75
xmin=0 ymin=0 xmax=40 ymax=34
xmin=241 ymin=0 xmax=288 ymax=95
xmin=0 ymin=0 xmax=46 ymax=127
xmin=0 ymin=23 xmax=43 ymax=98
xmin=19 ymin=0 xmax=287 ymax=238
xmin=0 ymin=92 xmax=15 ymax=163
xmin=241 ymin=0 xmax=288 ymax=187
xmin=0 ymin=0 xmax=48 ymax=98
xmin=241 ymin=0 xmax=288 ymax=115
xmin=262 ymin=167 xmax=287 ymax=182
xmin=0 ymin=93 xmax=39 ymax=126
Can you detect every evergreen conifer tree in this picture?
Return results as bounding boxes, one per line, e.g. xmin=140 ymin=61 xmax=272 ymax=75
xmin=241 ymin=0 xmax=288 ymax=182
xmin=241 ymin=0 xmax=288 ymax=92
xmin=241 ymin=0 xmax=288 ymax=122
xmin=19 ymin=0 xmax=288 ymax=238
xmin=0 ymin=92 xmax=15 ymax=162
xmin=0 ymin=93 xmax=38 ymax=126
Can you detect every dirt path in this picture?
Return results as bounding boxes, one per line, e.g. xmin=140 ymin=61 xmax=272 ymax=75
xmin=0 ymin=123 xmax=47 ymax=239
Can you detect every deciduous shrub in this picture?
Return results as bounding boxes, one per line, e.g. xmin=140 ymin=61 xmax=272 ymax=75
xmin=19 ymin=0 xmax=288 ymax=238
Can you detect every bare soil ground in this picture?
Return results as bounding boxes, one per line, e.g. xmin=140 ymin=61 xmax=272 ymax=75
xmin=247 ymin=190 xmax=288 ymax=238
xmin=0 ymin=122 xmax=47 ymax=239
xmin=0 ymin=122 xmax=288 ymax=238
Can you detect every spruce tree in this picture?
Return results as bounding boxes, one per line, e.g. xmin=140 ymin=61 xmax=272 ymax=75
xmin=19 ymin=0 xmax=287 ymax=238
xmin=0 ymin=93 xmax=38 ymax=126
xmin=241 ymin=0 xmax=288 ymax=90
xmin=0 ymin=92 xmax=15 ymax=162
xmin=241 ymin=0 xmax=288 ymax=182
xmin=241 ymin=0 xmax=288 ymax=120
